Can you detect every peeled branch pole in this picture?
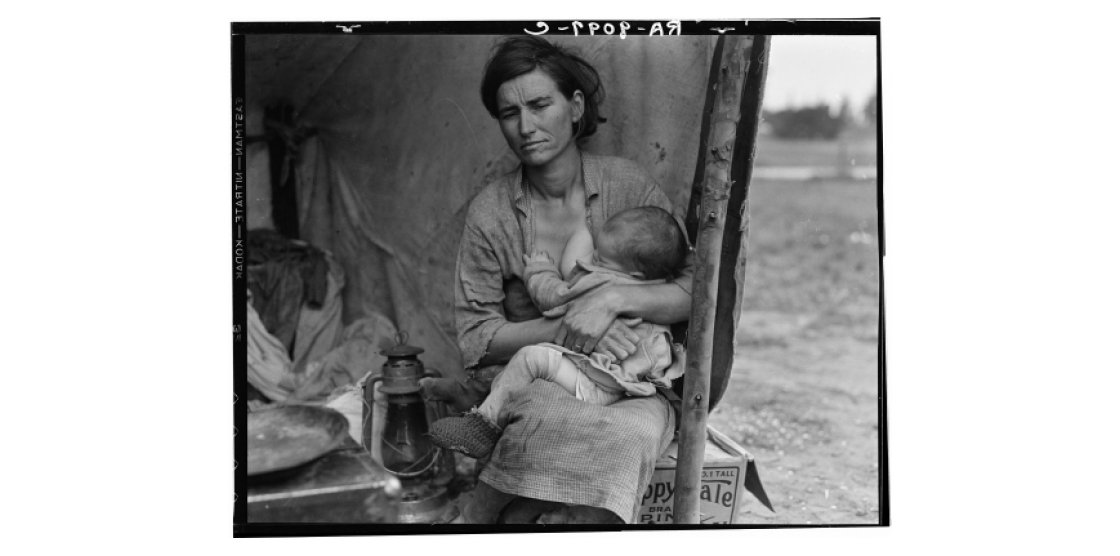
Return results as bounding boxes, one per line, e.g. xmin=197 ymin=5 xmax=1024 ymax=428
xmin=673 ymin=34 xmax=770 ymax=524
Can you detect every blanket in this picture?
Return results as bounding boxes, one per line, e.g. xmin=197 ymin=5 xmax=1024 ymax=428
xmin=478 ymin=380 xmax=676 ymax=523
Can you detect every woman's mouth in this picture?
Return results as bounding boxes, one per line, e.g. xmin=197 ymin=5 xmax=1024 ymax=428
xmin=521 ymin=141 xmax=546 ymax=151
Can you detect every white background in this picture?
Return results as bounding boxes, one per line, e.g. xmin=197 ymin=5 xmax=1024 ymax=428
xmin=2 ymin=1 xmax=1118 ymax=554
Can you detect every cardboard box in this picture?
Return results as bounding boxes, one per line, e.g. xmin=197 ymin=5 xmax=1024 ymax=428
xmin=637 ymin=426 xmax=749 ymax=525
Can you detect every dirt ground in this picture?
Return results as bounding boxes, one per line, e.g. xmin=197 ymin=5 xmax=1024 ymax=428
xmin=707 ymin=136 xmax=881 ymax=525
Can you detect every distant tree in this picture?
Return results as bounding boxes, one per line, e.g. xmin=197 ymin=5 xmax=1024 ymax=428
xmin=837 ymin=97 xmax=855 ymax=130
xmin=863 ymin=93 xmax=877 ymax=126
xmin=764 ymin=103 xmax=845 ymax=140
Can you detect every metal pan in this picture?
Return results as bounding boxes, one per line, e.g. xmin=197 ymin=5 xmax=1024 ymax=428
xmin=247 ymin=405 xmax=350 ymax=476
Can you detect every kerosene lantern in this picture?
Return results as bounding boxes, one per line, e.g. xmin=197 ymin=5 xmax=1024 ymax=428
xmin=362 ymin=333 xmax=456 ymax=523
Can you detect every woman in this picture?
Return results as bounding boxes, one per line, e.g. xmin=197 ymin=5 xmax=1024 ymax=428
xmin=427 ymin=36 xmax=693 ymax=524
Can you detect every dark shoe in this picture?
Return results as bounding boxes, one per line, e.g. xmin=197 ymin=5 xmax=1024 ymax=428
xmin=429 ymin=410 xmax=501 ymax=459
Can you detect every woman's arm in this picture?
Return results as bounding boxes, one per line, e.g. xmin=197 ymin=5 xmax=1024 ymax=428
xmin=455 ymin=217 xmax=518 ymax=369
xmin=611 ymin=279 xmax=693 ymax=323
xmin=553 ymin=279 xmax=691 ymax=355
xmin=481 ymin=317 xmax=562 ymax=366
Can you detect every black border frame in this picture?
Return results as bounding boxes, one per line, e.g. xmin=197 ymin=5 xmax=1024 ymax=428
xmin=231 ymin=18 xmax=884 ymax=536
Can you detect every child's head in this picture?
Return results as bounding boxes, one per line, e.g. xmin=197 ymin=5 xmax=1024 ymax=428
xmin=595 ymin=206 xmax=688 ymax=280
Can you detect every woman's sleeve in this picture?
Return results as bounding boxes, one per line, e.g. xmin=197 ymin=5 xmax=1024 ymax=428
xmin=454 ymin=221 xmax=508 ymax=369
xmin=641 ymin=184 xmax=694 ymax=295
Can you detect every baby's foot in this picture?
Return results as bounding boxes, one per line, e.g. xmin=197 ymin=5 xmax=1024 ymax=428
xmin=429 ymin=409 xmax=501 ymax=459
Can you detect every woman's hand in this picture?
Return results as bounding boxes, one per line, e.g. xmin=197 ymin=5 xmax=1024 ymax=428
xmin=553 ymin=286 xmax=621 ymax=354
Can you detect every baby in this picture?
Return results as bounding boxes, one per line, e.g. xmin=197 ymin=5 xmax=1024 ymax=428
xmin=430 ymin=206 xmax=689 ymax=459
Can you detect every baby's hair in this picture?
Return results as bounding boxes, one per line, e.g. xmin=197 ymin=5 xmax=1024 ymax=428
xmin=600 ymin=206 xmax=688 ymax=280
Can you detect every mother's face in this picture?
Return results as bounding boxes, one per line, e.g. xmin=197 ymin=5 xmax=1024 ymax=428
xmin=495 ymin=69 xmax=585 ymax=168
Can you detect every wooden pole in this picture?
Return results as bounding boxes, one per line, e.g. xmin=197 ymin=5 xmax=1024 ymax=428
xmin=673 ymin=34 xmax=769 ymax=524
xmin=710 ymin=35 xmax=770 ymax=411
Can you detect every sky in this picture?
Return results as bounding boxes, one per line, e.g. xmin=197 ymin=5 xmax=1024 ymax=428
xmin=762 ymin=35 xmax=878 ymax=111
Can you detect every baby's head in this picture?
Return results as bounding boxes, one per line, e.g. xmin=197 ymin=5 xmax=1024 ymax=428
xmin=595 ymin=206 xmax=688 ymax=280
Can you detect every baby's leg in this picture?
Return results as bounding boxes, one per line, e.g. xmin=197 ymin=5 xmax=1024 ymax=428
xmin=476 ymin=345 xmax=582 ymax=424
xmin=573 ymin=379 xmax=624 ymax=407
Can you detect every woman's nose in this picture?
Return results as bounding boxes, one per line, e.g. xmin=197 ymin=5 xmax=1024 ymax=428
xmin=518 ymin=113 xmax=535 ymax=136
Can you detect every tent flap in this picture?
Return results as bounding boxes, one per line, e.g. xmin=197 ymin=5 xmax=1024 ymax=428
xmin=246 ymin=35 xmax=717 ymax=380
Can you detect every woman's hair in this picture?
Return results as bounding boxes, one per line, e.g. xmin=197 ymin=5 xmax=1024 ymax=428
xmin=480 ymin=36 xmax=606 ymax=141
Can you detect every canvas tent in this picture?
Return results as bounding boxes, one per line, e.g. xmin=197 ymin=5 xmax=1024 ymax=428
xmin=242 ymin=33 xmax=723 ymax=387
xmin=239 ymin=29 xmax=774 ymax=524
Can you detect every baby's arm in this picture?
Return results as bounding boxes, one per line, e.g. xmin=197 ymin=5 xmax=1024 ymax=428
xmin=524 ymin=251 xmax=579 ymax=312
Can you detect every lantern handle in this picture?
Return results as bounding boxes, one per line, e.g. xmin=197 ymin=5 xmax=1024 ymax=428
xmin=386 ymin=447 xmax=443 ymax=478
